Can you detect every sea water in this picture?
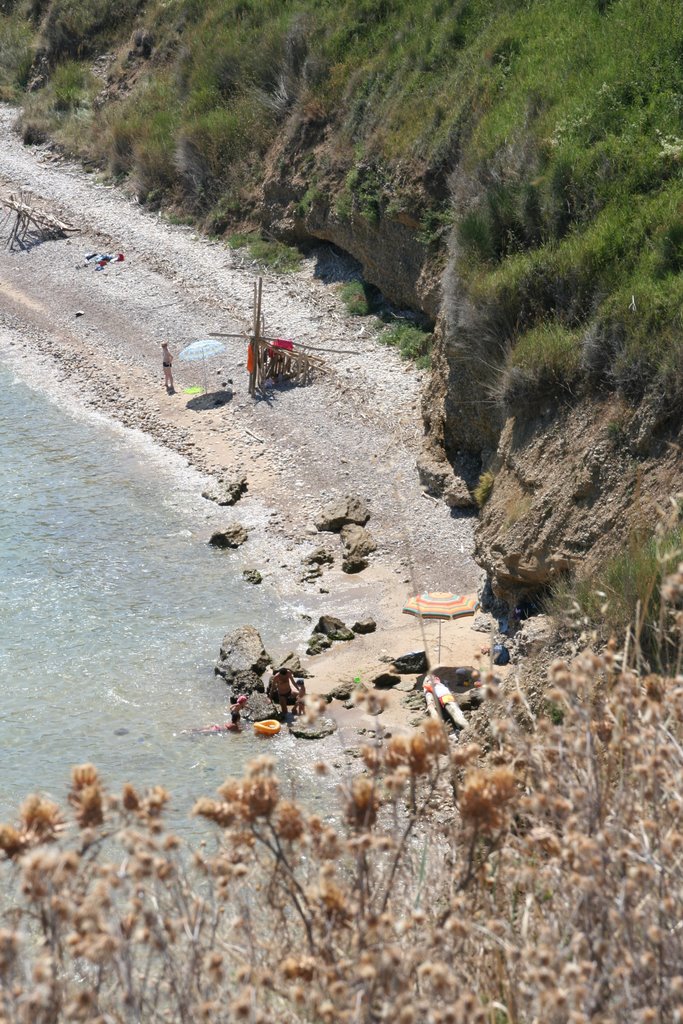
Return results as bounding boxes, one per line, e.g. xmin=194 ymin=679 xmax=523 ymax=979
xmin=0 ymin=361 xmax=336 ymax=830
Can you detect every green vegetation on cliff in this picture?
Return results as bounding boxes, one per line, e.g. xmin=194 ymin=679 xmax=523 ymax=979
xmin=2 ymin=0 xmax=683 ymax=401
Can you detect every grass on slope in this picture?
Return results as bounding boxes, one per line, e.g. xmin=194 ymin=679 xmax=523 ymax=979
xmin=4 ymin=0 xmax=683 ymax=407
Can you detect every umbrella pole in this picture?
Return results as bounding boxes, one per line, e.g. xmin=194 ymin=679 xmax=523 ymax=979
xmin=438 ymin=620 xmax=442 ymax=663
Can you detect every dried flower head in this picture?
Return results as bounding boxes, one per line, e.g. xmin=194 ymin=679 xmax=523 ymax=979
xmin=344 ymin=777 xmax=379 ymax=830
xmin=459 ymin=767 xmax=517 ymax=833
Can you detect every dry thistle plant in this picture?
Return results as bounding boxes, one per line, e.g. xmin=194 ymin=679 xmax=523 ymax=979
xmin=1 ymin=621 xmax=682 ymax=1022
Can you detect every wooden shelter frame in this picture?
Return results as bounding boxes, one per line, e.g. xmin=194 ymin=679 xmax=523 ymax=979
xmin=210 ymin=276 xmax=328 ymax=398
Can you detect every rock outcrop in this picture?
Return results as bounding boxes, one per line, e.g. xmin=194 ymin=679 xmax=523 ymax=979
xmin=245 ymin=692 xmax=278 ymax=722
xmin=203 ymin=472 xmax=248 ymax=506
xmin=288 ymin=716 xmax=338 ymax=739
xmin=340 ymin=524 xmax=376 ymax=574
xmin=315 ymin=495 xmax=370 ymax=532
xmin=352 ymin=617 xmax=377 ymax=634
xmin=215 ymin=625 xmax=271 ymax=681
xmin=475 ymin=398 xmax=683 ymax=602
xmin=391 ymin=651 xmax=428 ymax=675
xmin=209 ymin=524 xmax=249 ymax=549
xmin=314 ymin=615 xmax=355 ymax=641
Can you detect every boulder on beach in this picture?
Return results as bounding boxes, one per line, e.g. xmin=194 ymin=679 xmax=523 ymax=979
xmin=277 ymin=652 xmax=309 ymax=678
xmin=315 ymin=495 xmax=370 ymax=532
xmin=215 ymin=625 xmax=271 ymax=682
xmin=245 ymin=692 xmax=278 ymax=722
xmin=230 ymin=670 xmax=265 ymax=695
xmin=209 ymin=524 xmax=249 ymax=549
xmin=314 ymin=615 xmax=355 ymax=641
xmin=305 ymin=546 xmax=334 ymax=566
xmin=324 ymin=680 xmax=358 ymax=702
xmin=352 ymin=617 xmax=377 ymax=634
xmin=341 ymin=524 xmax=376 ymax=574
xmin=306 ymin=633 xmax=333 ymax=656
xmin=289 ymin=716 xmax=338 ymax=739
xmin=203 ymin=473 xmax=248 ymax=506
xmin=392 ymin=650 xmax=428 ymax=675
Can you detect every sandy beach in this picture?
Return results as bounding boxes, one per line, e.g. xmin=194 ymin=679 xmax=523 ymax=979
xmin=0 ymin=104 xmax=487 ymax=733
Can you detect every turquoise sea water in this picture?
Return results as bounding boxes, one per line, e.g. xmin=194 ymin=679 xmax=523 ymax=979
xmin=0 ymin=361 xmax=328 ymax=829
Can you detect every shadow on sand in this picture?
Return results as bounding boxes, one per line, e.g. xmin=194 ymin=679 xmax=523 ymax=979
xmin=185 ymin=389 xmax=233 ymax=412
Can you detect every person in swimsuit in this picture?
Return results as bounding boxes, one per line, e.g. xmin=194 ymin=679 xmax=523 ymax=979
xmin=293 ymin=678 xmax=306 ymax=716
xmin=181 ymin=695 xmax=248 ymax=735
xmin=228 ymin=694 xmax=248 ymax=730
xmin=161 ymin=342 xmax=174 ymax=391
xmin=269 ymin=667 xmax=297 ymax=719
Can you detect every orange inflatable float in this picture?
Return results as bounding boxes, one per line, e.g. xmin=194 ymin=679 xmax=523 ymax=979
xmin=254 ymin=719 xmax=281 ymax=736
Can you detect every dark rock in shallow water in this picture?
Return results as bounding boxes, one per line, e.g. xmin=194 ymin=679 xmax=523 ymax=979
xmin=242 ymin=568 xmax=263 ymax=585
xmin=209 ymin=524 xmax=249 ymax=549
xmin=203 ymin=473 xmax=248 ymax=506
xmin=314 ymin=615 xmax=355 ymax=641
xmin=215 ymin=624 xmax=271 ymax=681
xmin=230 ymin=670 xmax=265 ymax=695
xmin=246 ymin=692 xmax=278 ymax=722
xmin=392 ymin=650 xmax=428 ymax=674
xmin=289 ymin=717 xmax=337 ymax=739
xmin=352 ymin=617 xmax=377 ymax=634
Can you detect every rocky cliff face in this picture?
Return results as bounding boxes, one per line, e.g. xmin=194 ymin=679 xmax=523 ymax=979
xmin=260 ymin=128 xmax=443 ymax=318
xmin=472 ymin=396 xmax=683 ymax=603
xmin=259 ymin=134 xmax=683 ymax=605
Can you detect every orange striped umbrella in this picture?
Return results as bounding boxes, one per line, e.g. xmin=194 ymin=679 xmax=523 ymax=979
xmin=403 ymin=592 xmax=479 ymax=659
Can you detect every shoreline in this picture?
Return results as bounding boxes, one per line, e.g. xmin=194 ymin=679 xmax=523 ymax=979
xmin=0 ymin=105 xmax=487 ymax=735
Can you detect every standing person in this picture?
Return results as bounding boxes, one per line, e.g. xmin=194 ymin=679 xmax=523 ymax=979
xmin=293 ymin=677 xmax=306 ymax=716
xmin=269 ymin=667 xmax=297 ymax=719
xmin=161 ymin=342 xmax=174 ymax=391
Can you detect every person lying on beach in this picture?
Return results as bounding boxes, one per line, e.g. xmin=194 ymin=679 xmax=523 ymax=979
xmin=269 ymin=667 xmax=298 ymax=718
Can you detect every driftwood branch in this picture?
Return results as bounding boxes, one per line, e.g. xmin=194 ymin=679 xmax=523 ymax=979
xmin=2 ymin=189 xmax=79 ymax=250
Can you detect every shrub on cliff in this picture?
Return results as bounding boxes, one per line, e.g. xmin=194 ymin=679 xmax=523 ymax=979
xmin=0 ymin=10 xmax=32 ymax=100
xmin=41 ymin=0 xmax=140 ymax=60
xmin=550 ymin=511 xmax=683 ymax=671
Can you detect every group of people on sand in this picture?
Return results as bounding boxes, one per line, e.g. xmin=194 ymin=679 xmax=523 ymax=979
xmin=189 ymin=666 xmax=305 ymax=735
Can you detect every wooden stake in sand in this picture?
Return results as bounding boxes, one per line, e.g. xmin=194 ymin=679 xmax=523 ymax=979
xmin=2 ymin=189 xmax=79 ymax=250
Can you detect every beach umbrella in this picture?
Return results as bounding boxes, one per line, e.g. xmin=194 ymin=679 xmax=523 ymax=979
xmin=178 ymin=338 xmax=226 ymax=394
xmin=402 ymin=591 xmax=479 ymax=661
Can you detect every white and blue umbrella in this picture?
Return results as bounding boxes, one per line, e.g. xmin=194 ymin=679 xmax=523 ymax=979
xmin=178 ymin=339 xmax=226 ymax=393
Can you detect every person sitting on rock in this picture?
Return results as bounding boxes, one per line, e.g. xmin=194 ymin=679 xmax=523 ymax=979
xmin=269 ymin=667 xmax=298 ymax=719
